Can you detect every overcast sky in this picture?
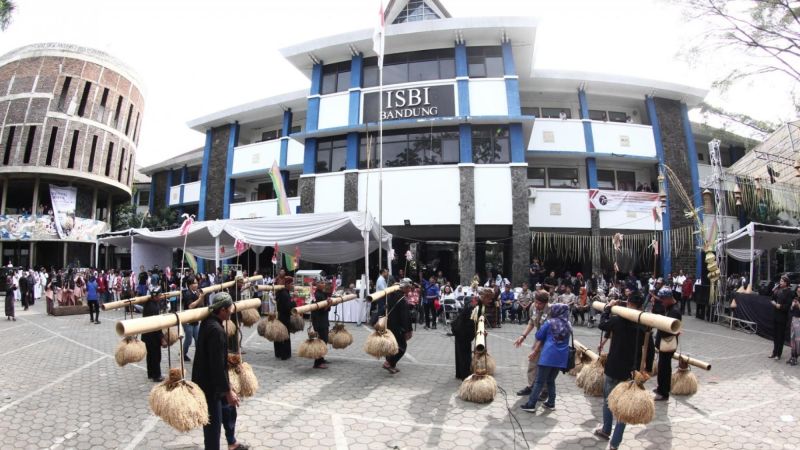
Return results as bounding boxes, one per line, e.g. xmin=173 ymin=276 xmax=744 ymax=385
xmin=1 ymin=0 xmax=796 ymax=166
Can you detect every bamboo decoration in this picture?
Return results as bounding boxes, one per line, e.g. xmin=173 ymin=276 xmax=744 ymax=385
xmin=367 ymin=285 xmax=401 ymax=302
xmin=471 ymin=317 xmax=496 ymax=375
xmin=102 ymin=290 xmax=181 ymax=311
xmin=200 ymin=275 xmax=264 ymax=295
xmin=591 ymin=301 xmax=681 ymax=334
xmin=292 ymin=294 xmax=358 ymax=315
xmin=572 ymin=339 xmax=600 ymax=362
xmin=116 ymin=298 xmax=261 ymax=337
xmin=671 ymin=353 xmax=711 ymax=371
xmin=254 ymin=285 xmax=286 ymax=292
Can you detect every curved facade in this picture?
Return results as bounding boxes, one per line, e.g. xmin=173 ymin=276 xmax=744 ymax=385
xmin=0 ymin=43 xmax=145 ymax=268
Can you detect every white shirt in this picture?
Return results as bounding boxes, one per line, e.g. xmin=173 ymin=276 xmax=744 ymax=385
xmin=376 ymin=275 xmax=387 ymax=291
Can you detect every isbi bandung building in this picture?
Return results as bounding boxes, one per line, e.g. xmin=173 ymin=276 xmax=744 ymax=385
xmin=141 ymin=0 xmax=752 ymax=285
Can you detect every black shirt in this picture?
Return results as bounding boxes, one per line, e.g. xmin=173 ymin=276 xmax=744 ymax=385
xmin=386 ymin=291 xmax=412 ymax=334
xmin=192 ymin=315 xmax=230 ymax=397
xmin=599 ymin=308 xmax=648 ymax=381
xmin=656 ymin=303 xmax=682 ymax=349
xmin=774 ymin=287 xmax=794 ymax=320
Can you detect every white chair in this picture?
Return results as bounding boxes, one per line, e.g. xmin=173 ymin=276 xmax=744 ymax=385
xmin=442 ymin=298 xmax=459 ymax=324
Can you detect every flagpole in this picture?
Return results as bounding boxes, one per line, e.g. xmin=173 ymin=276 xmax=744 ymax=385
xmin=378 ymin=38 xmax=384 ymax=274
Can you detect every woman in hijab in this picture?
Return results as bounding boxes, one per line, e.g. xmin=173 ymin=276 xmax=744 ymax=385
xmin=521 ymin=303 xmax=572 ymax=412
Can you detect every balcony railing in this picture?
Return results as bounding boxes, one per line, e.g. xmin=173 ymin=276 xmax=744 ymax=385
xmin=229 ymin=197 xmax=301 ymax=219
xmin=591 ymin=121 xmax=656 ymax=158
xmin=168 ymin=181 xmax=201 ymax=206
xmin=231 ymin=137 xmax=304 ymax=178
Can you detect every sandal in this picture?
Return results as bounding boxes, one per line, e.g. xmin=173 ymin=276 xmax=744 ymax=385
xmin=388 ymin=367 xmax=399 ymax=374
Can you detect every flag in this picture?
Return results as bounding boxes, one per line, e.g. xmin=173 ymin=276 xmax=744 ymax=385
xmin=268 ymin=161 xmax=291 ymax=215
xmin=372 ymin=0 xmax=385 ymax=68
xmin=651 ymin=239 xmax=659 ymax=256
xmin=235 ymin=239 xmax=248 ymax=254
xmin=652 ymin=207 xmax=661 ymax=223
xmin=331 ymin=276 xmax=338 ymax=293
xmin=184 ymin=251 xmax=198 ymax=273
xmin=272 ymin=242 xmax=278 ymax=265
xmin=285 ymin=246 xmax=300 ymax=271
xmin=179 ymin=213 xmax=194 ymax=236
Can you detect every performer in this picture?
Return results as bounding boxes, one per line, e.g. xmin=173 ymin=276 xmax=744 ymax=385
xmin=653 ymin=288 xmax=681 ymax=401
xmin=141 ymin=291 xmax=164 ymax=382
xmin=311 ymin=280 xmax=331 ymax=369
xmin=192 ymin=293 xmax=248 ymax=450
xmin=384 ymin=279 xmax=413 ymax=374
xmin=181 ymin=276 xmax=206 ymax=362
xmin=274 ymin=275 xmax=293 ymax=360
xmin=514 ymin=290 xmax=551 ymax=397
xmin=453 ymin=295 xmax=477 ymax=380
xmin=788 ymin=289 xmax=800 ymax=366
xmin=770 ymin=275 xmax=793 ymax=360
xmin=19 ymin=271 xmax=29 ymax=311
xmin=5 ymin=275 xmax=16 ymax=321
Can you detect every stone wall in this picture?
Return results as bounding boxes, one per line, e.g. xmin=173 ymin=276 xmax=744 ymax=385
xmin=152 ymin=171 xmax=167 ymax=212
xmin=344 ymin=172 xmax=358 ymax=211
xmin=458 ymin=166 xmax=475 ymax=285
xmin=203 ymin=125 xmax=230 ymax=220
xmin=299 ymin=176 xmax=315 ymax=213
xmin=510 ymin=166 xmax=530 ymax=285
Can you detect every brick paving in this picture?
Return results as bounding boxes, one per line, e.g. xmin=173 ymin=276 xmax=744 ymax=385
xmin=1 ymin=301 xmax=799 ymax=449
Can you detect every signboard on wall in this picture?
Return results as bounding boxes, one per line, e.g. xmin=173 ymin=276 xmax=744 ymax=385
xmin=49 ymin=185 xmax=78 ymax=239
xmin=362 ymin=84 xmax=455 ymax=123
xmin=589 ymin=189 xmax=659 ymax=212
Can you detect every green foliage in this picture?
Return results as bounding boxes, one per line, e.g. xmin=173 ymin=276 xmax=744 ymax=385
xmin=112 ymin=204 xmax=180 ymax=231
xmin=0 ymin=0 xmax=14 ymax=31
xmin=698 ymin=101 xmax=781 ymax=136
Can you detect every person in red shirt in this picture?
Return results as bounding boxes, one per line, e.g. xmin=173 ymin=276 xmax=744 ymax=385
xmin=97 ymin=271 xmax=108 ymax=304
xmin=681 ymin=276 xmax=693 ymax=316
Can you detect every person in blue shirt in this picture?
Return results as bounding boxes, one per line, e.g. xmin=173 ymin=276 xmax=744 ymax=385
xmin=85 ymin=275 xmax=100 ymax=325
xmin=422 ymin=275 xmax=440 ymax=329
xmin=521 ymin=303 xmax=572 ymax=412
xmin=500 ymin=285 xmax=516 ymax=323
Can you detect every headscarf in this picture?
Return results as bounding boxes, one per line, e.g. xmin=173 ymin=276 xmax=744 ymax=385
xmin=547 ymin=303 xmax=572 ymax=342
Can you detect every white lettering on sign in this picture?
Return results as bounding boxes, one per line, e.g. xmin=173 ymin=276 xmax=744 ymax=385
xmin=381 ymin=106 xmax=439 ymax=120
xmin=385 ymin=87 xmax=430 ymax=108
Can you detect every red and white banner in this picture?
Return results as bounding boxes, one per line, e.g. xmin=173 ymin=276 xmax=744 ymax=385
xmin=589 ymin=189 xmax=659 ymax=212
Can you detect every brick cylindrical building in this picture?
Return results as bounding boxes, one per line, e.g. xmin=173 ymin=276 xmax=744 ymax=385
xmin=0 ymin=43 xmax=145 ymax=268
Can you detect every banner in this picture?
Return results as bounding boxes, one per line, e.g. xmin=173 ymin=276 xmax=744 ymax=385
xmin=0 ymin=214 xmax=110 ymax=241
xmin=49 ymin=185 xmax=78 ymax=238
xmin=588 ymin=189 xmax=659 ymax=212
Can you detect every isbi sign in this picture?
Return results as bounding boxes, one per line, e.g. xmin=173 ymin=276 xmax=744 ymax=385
xmin=362 ymin=84 xmax=455 ymax=123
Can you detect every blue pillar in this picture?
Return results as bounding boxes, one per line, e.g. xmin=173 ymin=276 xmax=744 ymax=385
xmin=680 ymin=102 xmax=704 ymax=279
xmin=307 ymin=63 xmax=323 ymax=132
xmin=578 ymin=89 xmax=597 ymax=189
xmin=198 ymin=129 xmax=212 ymax=220
xmin=646 ymin=95 xmax=671 ymax=275
xmin=346 ymin=133 xmax=359 ymax=170
xmin=303 ymin=138 xmax=317 ymax=174
xmin=501 ymin=41 xmax=520 ymax=117
xmin=455 ymin=43 xmax=470 ymax=116
xmin=222 ymin=122 xmax=240 ymax=219
xmin=178 ymin=165 xmax=187 ymax=205
xmin=279 ymin=109 xmax=293 ymax=168
xmin=509 ymin=123 xmax=524 ymax=163
xmin=459 ymin=124 xmax=472 ymax=163
xmin=148 ymin=177 xmax=156 ymax=215
xmin=165 ymin=169 xmax=173 ymax=206
xmin=349 ymin=54 xmax=363 ymax=125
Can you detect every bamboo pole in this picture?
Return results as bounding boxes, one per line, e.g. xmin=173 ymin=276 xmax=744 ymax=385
xmin=672 ymin=353 xmax=711 ymax=371
xmin=292 ymin=294 xmax=358 ymax=315
xmin=591 ymin=301 xmax=681 ymax=334
xmin=367 ymin=285 xmax=400 ymax=302
xmin=572 ymin=339 xmax=599 ymax=362
xmin=116 ymin=298 xmax=260 ymax=337
xmin=102 ymin=290 xmax=181 ymax=311
xmin=254 ymin=284 xmax=286 ymax=292
xmin=200 ymin=275 xmax=264 ymax=295
xmin=475 ymin=317 xmax=486 ymax=352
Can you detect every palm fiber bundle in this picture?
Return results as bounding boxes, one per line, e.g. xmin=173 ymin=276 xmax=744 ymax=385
xmin=227 ymin=354 xmax=259 ymax=397
xmin=257 ymin=318 xmax=267 ymax=337
xmin=329 ymin=323 xmax=354 ymax=349
xmin=568 ymin=350 xmax=590 ymax=376
xmin=114 ymin=336 xmax=146 ymax=367
xmin=239 ymin=308 xmax=260 ymax=327
xmin=262 ymin=314 xmax=289 ymax=342
xmin=670 ymin=359 xmax=698 ymax=396
xmin=161 ymin=327 xmax=183 ymax=348
xmin=457 ymin=357 xmax=497 ymax=403
xmin=223 ymin=319 xmax=238 ymax=338
xmin=577 ymin=354 xmax=607 ymax=396
xmin=148 ymin=368 xmax=209 ymax=432
xmin=363 ymin=317 xmax=398 ymax=358
xmin=470 ymin=350 xmax=496 ymax=376
xmin=608 ymin=371 xmax=655 ymax=425
xmin=289 ymin=312 xmax=305 ymax=333
xmin=298 ymin=329 xmax=328 ymax=359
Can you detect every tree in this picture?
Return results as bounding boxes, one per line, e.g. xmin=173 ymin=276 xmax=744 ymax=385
xmin=678 ymin=0 xmax=800 ymax=113
xmin=0 ymin=0 xmax=15 ymax=31
xmin=112 ymin=204 xmax=179 ymax=231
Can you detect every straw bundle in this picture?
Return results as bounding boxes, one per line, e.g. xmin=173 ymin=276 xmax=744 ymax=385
xmin=298 ymin=330 xmax=328 ymax=360
xmin=262 ymin=314 xmax=289 ymax=342
xmin=161 ymin=327 xmax=183 ymax=348
xmin=289 ymin=312 xmax=305 ymax=333
xmin=457 ymin=358 xmax=497 ymax=403
xmin=227 ymin=354 xmax=259 ymax=397
xmin=114 ymin=336 xmax=146 ymax=367
xmin=239 ymin=308 xmax=260 ymax=327
xmin=363 ymin=317 xmax=399 ymax=358
xmin=577 ymin=354 xmax=607 ymax=396
xmin=568 ymin=350 xmax=591 ymax=376
xmin=223 ymin=320 xmax=238 ymax=338
xmin=148 ymin=368 xmax=209 ymax=432
xmin=257 ymin=318 xmax=267 ymax=337
xmin=329 ymin=323 xmax=354 ymax=349
xmin=670 ymin=359 xmax=698 ymax=395
xmin=608 ymin=371 xmax=655 ymax=425
xmin=470 ymin=350 xmax=496 ymax=376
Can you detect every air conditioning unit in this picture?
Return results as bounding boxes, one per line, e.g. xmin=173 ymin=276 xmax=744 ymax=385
xmin=528 ymin=187 xmax=537 ymax=199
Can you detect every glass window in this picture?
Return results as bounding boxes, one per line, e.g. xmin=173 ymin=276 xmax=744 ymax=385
xmin=466 ymin=46 xmax=504 ymax=78
xmin=597 ymin=170 xmax=616 ymax=190
xmin=548 ymin=168 xmax=579 ymax=189
xmin=409 ymin=59 xmax=439 ymax=82
xmin=320 ymin=61 xmax=351 ymax=94
xmin=471 ymin=126 xmax=510 ymax=164
xmin=608 ymin=111 xmax=628 ymax=123
xmin=521 ymin=107 xmax=540 ymax=117
xmin=362 ymin=49 xmax=455 ymax=87
xmin=439 ymin=58 xmax=455 ymax=79
xmin=589 ymin=110 xmax=607 ymax=121
xmin=363 ymin=64 xmax=378 ymax=88
xmin=383 ymin=62 xmax=408 ymax=85
xmin=541 ymin=107 xmax=571 ymax=119
xmin=316 ymin=138 xmax=347 ymax=173
xmin=138 ymin=191 xmax=150 ymax=206
xmin=527 ymin=168 xmax=546 ymax=187
xmin=261 ymin=129 xmax=280 ymax=142
xmin=616 ymin=171 xmax=636 ymax=191
xmin=393 ymin=0 xmax=441 ymax=23
xmin=358 ymin=127 xmax=459 ymax=169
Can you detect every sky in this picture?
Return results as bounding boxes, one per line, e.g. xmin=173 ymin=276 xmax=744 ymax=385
xmin=0 ymin=0 xmax=797 ymax=166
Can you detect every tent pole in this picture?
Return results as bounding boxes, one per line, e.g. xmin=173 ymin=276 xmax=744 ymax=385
xmin=95 ymin=240 xmax=100 ymax=269
xmin=215 ymin=235 xmax=220 ymax=273
xmin=749 ymin=228 xmax=755 ymax=289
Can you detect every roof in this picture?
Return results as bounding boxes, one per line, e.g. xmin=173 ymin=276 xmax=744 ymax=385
xmin=187 ymin=89 xmax=307 ymax=132
xmin=132 ymin=165 xmax=151 ymax=184
xmin=139 ymin=147 xmax=204 ymax=175
xmin=726 ymin=120 xmax=800 ymax=187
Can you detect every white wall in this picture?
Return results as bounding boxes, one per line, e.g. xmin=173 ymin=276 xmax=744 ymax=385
xmin=183 ymin=181 xmax=200 ymax=203
xmin=591 ymin=122 xmax=656 ymax=157
xmin=314 ymin=173 xmax=345 ymax=213
xmin=469 ymin=79 xmax=508 ymax=116
xmin=599 ymin=209 xmax=662 ymax=231
xmin=528 ymin=189 xmax=591 ymax=228
xmin=286 ymin=138 xmax=304 ymax=166
xmin=232 ymin=139 xmax=281 ymax=176
xmin=474 ymin=166 xmax=513 ymax=224
xmin=358 ymin=166 xmax=460 ymax=226
xmin=317 ymin=92 xmax=350 ymax=130
xmin=229 ymin=197 xmax=301 ymax=219
xmin=168 ymin=186 xmax=180 ymax=206
xmin=698 ymin=163 xmax=712 ymax=188
xmin=528 ymin=119 xmax=586 ymax=152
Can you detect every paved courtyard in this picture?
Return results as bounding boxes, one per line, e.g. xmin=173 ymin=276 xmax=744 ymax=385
xmin=1 ymin=301 xmax=799 ymax=450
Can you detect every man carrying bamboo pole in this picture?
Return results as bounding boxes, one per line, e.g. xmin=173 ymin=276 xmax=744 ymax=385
xmin=311 ymin=281 xmax=331 ymax=369
xmin=141 ymin=291 xmax=163 ymax=382
xmin=384 ymin=279 xmax=413 ymax=374
xmin=654 ymin=288 xmax=682 ymax=401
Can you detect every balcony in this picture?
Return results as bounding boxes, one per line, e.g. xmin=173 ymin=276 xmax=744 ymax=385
xmin=591 ymin=121 xmax=656 ymax=158
xmin=528 ymin=119 xmax=586 ymax=152
xmin=229 ymin=197 xmax=301 ymax=220
xmin=527 ymin=188 xmax=662 ymax=230
xmin=168 ymin=181 xmax=201 ymax=206
xmin=231 ymin=138 xmax=304 ymax=178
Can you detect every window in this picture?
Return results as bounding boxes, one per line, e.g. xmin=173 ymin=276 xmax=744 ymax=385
xmin=548 ymin=168 xmax=579 ymax=188
xmin=23 ymin=126 xmax=36 ymax=164
xmin=128 ymin=154 xmax=134 ymax=185
xmin=118 ymin=148 xmax=126 ymax=182
xmin=363 ymin=49 xmax=455 ymax=87
xmin=521 ymin=107 xmax=540 ymax=117
xmin=316 ymin=137 xmax=347 ymax=173
xmin=608 ymin=111 xmax=628 ymax=123
xmin=113 ymin=96 xmax=123 ymax=126
xmin=698 ymin=152 xmax=704 ymax=162
xmin=105 ymin=142 xmax=114 ymax=176
xmin=57 ymin=77 xmax=72 ymax=111
xmin=540 ymin=107 xmax=571 ymax=119
xmin=170 ymin=169 xmax=182 ymax=186
xmin=46 ymin=127 xmax=58 ymax=166
xmin=260 ymin=130 xmax=280 ymax=142
xmin=616 ymin=171 xmax=636 ymax=191
xmin=321 ymin=61 xmax=351 ymax=95
xmin=124 ymin=104 xmax=134 ymax=135
xmin=466 ymin=46 xmax=504 ymax=78
xmin=100 ymin=88 xmax=109 ymax=108
xmin=472 ymin=126 xmax=510 ymax=164
xmin=393 ymin=0 xmax=441 ymax=23
xmin=358 ymin=127 xmax=459 ymax=169
xmin=138 ymin=191 xmax=150 ymax=206
xmin=290 ymin=125 xmax=301 ymax=134
xmin=98 ymin=87 xmax=109 ymax=121
xmin=185 ymin=166 xmax=201 ymax=183
xmin=589 ymin=110 xmax=607 ymax=121
xmin=77 ymin=82 xmax=91 ymax=117
xmin=132 ymin=113 xmax=140 ymax=142
xmin=527 ymin=168 xmax=546 ymax=187
xmin=590 ymin=109 xmax=629 ymax=122
xmin=255 ymin=182 xmax=274 ymax=201
xmin=87 ymin=135 xmax=98 ymax=172
xmin=3 ymin=126 xmax=15 ymax=165
xmin=597 ymin=169 xmax=616 ymax=189
xmin=67 ymin=130 xmax=79 ymax=169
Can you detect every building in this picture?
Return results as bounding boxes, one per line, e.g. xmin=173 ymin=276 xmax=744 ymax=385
xmin=0 ymin=43 xmax=144 ymax=268
xmin=142 ymin=0 xmax=754 ymax=285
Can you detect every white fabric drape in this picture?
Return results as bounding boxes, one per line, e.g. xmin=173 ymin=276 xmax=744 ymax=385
xmin=725 ymin=248 xmax=763 ymax=262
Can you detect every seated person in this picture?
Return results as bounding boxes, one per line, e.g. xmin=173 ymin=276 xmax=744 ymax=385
xmin=499 ymin=285 xmax=516 ymax=322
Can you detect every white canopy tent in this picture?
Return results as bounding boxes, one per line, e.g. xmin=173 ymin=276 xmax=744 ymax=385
xmin=719 ymin=222 xmax=800 ymax=286
xmin=98 ymin=212 xmax=393 ymax=270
